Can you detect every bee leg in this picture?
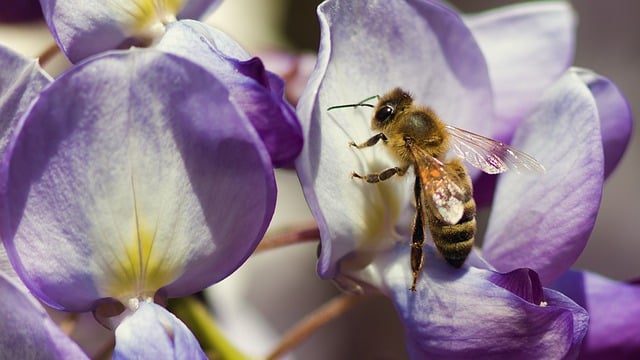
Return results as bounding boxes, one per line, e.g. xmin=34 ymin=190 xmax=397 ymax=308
xmin=410 ymin=175 xmax=426 ymax=291
xmin=410 ymin=243 xmax=424 ymax=291
xmin=349 ymin=133 xmax=387 ymax=149
xmin=352 ymin=165 xmax=407 ymax=183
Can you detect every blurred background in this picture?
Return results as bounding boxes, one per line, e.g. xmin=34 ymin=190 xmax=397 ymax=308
xmin=1 ymin=0 xmax=638 ymax=359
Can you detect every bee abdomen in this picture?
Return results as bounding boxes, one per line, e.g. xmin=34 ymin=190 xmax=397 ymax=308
xmin=429 ymin=197 xmax=476 ymax=268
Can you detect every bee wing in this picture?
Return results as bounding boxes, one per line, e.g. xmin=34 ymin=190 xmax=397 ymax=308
xmin=407 ymin=144 xmax=465 ymax=225
xmin=445 ymin=125 xmax=546 ymax=174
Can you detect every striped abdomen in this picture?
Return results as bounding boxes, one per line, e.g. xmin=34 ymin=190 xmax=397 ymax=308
xmin=426 ymin=161 xmax=476 ymax=267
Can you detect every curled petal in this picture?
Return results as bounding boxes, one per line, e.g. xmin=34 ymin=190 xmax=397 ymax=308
xmin=552 ymin=270 xmax=640 ymax=359
xmin=156 ymin=20 xmax=302 ymax=167
xmin=381 ymin=246 xmax=588 ymax=359
xmin=39 ymin=0 xmax=219 ymax=62
xmin=295 ymin=0 xmax=494 ymax=279
xmin=0 ymin=272 xmax=88 ymax=359
xmin=464 ymin=1 xmax=576 ymax=142
xmin=0 ymin=50 xmax=275 ymax=311
xmin=258 ymin=51 xmax=318 ymax=106
xmin=574 ymin=68 xmax=633 ymax=179
xmin=486 ymin=267 xmax=544 ymax=305
xmin=483 ymin=70 xmax=604 ymax=285
xmin=113 ymin=301 xmax=206 ymax=359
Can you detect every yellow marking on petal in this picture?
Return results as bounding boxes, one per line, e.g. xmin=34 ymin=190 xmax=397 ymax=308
xmin=109 ymin=0 xmax=185 ymax=35
xmin=358 ymin=160 xmax=406 ymax=249
xmin=339 ymin=160 xmax=409 ymax=273
xmin=99 ymin=177 xmax=180 ymax=304
xmin=102 ymin=216 xmax=174 ymax=303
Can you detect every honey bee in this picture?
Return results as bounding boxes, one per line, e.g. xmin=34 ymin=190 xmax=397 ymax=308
xmin=328 ymin=88 xmax=545 ymax=291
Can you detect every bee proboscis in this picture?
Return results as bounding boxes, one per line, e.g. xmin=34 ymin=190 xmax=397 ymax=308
xmin=328 ymin=88 xmax=545 ymax=291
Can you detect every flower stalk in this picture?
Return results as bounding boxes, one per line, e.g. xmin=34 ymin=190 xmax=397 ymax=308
xmin=169 ymin=296 xmax=248 ymax=360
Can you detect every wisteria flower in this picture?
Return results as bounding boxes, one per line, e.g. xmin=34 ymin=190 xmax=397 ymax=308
xmin=0 ymin=49 xmax=276 ymax=356
xmin=39 ymin=0 xmax=303 ymax=167
xmin=295 ymin=0 xmax=631 ymax=357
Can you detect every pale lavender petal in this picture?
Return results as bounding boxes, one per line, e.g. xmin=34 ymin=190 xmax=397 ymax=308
xmin=295 ymin=0 xmax=494 ymax=279
xmin=551 ymin=270 xmax=640 ymax=359
xmin=0 ymin=50 xmax=275 ymax=311
xmin=483 ymin=70 xmax=603 ymax=285
xmin=575 ymin=68 xmax=633 ymax=179
xmin=157 ymin=20 xmax=302 ymax=167
xmin=40 ymin=0 xmax=130 ymax=62
xmin=113 ymin=301 xmax=206 ymax=359
xmin=464 ymin=1 xmax=576 ymax=142
xmin=0 ymin=44 xmax=51 ymax=154
xmin=464 ymin=0 xmax=576 ymax=207
xmin=473 ymin=69 xmax=631 ymax=207
xmin=0 ymin=46 xmax=49 ymax=289
xmin=381 ymin=246 xmax=588 ymax=359
xmin=0 ymin=272 xmax=88 ymax=359
xmin=39 ymin=0 xmax=219 ymax=62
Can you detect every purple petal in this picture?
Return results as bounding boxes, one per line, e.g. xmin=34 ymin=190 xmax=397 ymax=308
xmin=381 ymin=246 xmax=588 ymax=359
xmin=0 ymin=272 xmax=88 ymax=359
xmin=552 ymin=270 xmax=640 ymax=359
xmin=113 ymin=301 xmax=206 ymax=359
xmin=39 ymin=0 xmax=219 ymax=62
xmin=464 ymin=1 xmax=576 ymax=142
xmin=0 ymin=50 xmax=275 ymax=311
xmin=483 ymin=70 xmax=604 ymax=285
xmin=258 ymin=51 xmax=318 ymax=106
xmin=295 ymin=0 xmax=494 ymax=280
xmin=156 ymin=20 xmax=302 ymax=167
xmin=575 ymin=68 xmax=633 ymax=179
xmin=487 ymin=267 xmax=544 ymax=305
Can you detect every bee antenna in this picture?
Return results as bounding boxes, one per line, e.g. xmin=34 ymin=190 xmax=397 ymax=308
xmin=327 ymin=94 xmax=379 ymax=111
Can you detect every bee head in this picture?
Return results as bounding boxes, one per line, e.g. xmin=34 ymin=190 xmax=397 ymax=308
xmin=372 ymin=88 xmax=414 ymax=130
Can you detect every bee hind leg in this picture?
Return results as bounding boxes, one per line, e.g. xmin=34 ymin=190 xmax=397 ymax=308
xmin=410 ymin=175 xmax=426 ymax=291
xmin=352 ymin=165 xmax=408 ymax=183
xmin=410 ymin=243 xmax=423 ymax=291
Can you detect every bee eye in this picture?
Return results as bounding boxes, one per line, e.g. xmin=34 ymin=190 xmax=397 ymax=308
xmin=375 ymin=104 xmax=395 ymax=122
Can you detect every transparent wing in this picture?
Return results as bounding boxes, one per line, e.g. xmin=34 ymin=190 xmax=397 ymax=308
xmin=407 ymin=144 xmax=465 ymax=225
xmin=445 ymin=125 xmax=546 ymax=174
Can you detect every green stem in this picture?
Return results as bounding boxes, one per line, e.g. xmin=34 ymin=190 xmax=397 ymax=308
xmin=169 ymin=296 xmax=248 ymax=360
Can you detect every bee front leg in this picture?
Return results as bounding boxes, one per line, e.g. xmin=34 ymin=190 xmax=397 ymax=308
xmin=352 ymin=165 xmax=408 ymax=183
xmin=350 ymin=133 xmax=387 ymax=149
